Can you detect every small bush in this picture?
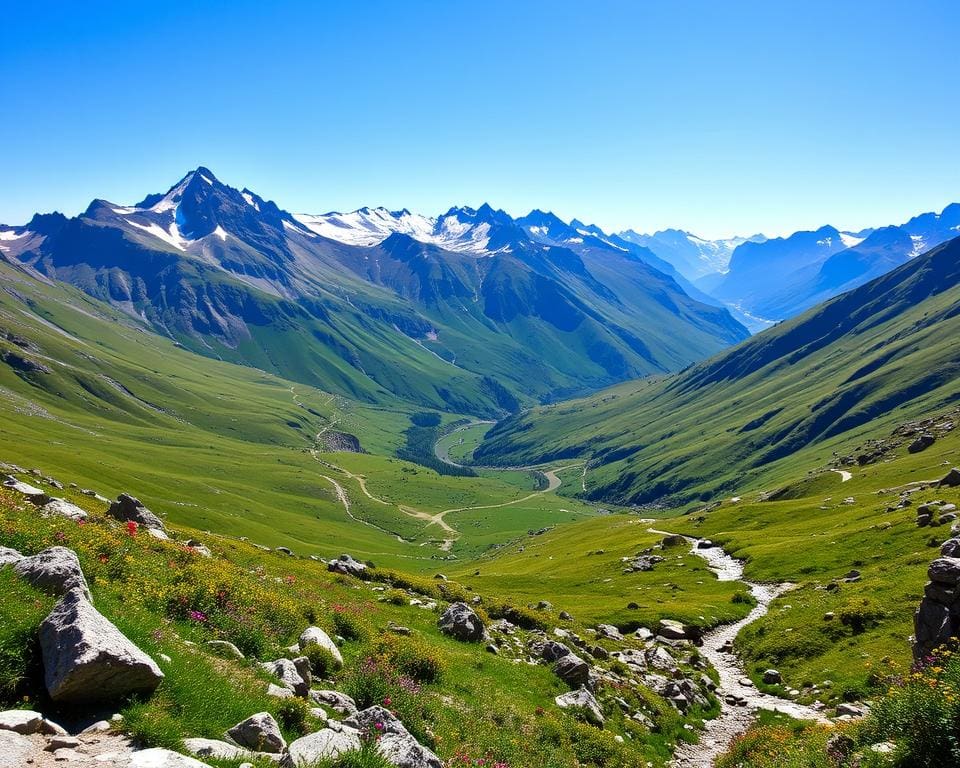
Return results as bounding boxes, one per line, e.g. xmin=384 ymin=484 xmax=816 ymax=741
xmin=486 ymin=602 xmax=547 ymax=631
xmin=332 ymin=609 xmax=371 ymax=643
xmin=375 ymin=635 xmax=444 ymax=683
xmin=859 ymin=646 xmax=960 ymax=768
xmin=277 ymin=697 xmax=310 ymax=736
xmin=383 ymin=589 xmax=408 ymax=606
xmin=304 ymin=644 xmax=339 ymax=679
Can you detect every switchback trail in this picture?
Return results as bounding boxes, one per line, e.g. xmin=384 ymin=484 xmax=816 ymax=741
xmin=647 ymin=530 xmax=829 ymax=767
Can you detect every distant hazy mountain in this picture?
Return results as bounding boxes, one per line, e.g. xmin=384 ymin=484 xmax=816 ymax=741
xmin=617 ymin=229 xmax=767 ymax=281
xmin=709 ymin=204 xmax=960 ymax=321
xmin=0 ymin=168 xmax=748 ymax=416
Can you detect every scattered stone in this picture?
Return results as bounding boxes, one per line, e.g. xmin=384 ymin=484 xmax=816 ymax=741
xmin=836 ymin=702 xmax=868 ymax=718
xmin=107 ymin=494 xmax=166 ymax=531
xmin=0 ymin=730 xmax=40 ymax=767
xmin=40 ymin=588 xmax=164 ymax=702
xmin=284 ymin=727 xmax=361 ymax=767
xmin=344 ymin=706 xmax=443 ymax=768
xmin=13 ymin=547 xmax=92 ymax=601
xmin=327 ymin=554 xmax=367 ymax=578
xmin=2 ymin=476 xmax=50 ymax=504
xmin=0 ymin=709 xmax=47 ymax=734
xmin=227 ymin=712 xmax=286 ymax=753
xmin=657 ymin=619 xmax=689 ymax=641
xmin=261 ymin=659 xmax=308 ymax=697
xmin=126 ymin=747 xmax=214 ymax=767
xmin=310 ymin=689 xmax=358 ymax=715
xmin=266 ymin=683 xmax=294 ymax=699
xmin=559 ymin=611 xmax=573 ymax=621
xmin=555 ymin=687 xmax=604 ymax=726
xmin=939 ymin=468 xmax=960 ymax=488
xmin=298 ymin=627 xmax=344 ymax=668
xmin=596 ymin=624 xmax=623 ymax=641
xmin=207 ymin=640 xmax=245 ymax=660
xmin=553 ymin=652 xmax=591 ymax=687
xmin=909 ymin=434 xmax=936 ymax=453
xmin=41 ymin=498 xmax=88 ymax=521
xmin=762 ymin=669 xmax=782 ymax=684
xmin=184 ymin=738 xmax=253 ymax=761
xmin=437 ymin=602 xmax=485 ymax=642
xmin=0 ymin=546 xmax=23 ymax=566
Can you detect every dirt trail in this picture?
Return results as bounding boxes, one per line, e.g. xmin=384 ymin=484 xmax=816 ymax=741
xmin=648 ymin=531 xmax=830 ymax=767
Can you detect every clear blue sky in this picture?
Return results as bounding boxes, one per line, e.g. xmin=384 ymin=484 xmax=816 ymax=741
xmin=2 ymin=0 xmax=958 ymax=238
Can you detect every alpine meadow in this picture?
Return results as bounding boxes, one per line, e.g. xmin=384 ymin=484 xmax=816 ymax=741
xmin=2 ymin=3 xmax=960 ymax=768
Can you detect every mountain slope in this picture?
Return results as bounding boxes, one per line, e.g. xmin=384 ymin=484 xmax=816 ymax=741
xmin=710 ymin=203 xmax=960 ymax=321
xmin=476 ymin=235 xmax=960 ymax=504
xmin=2 ymin=169 xmax=748 ymax=414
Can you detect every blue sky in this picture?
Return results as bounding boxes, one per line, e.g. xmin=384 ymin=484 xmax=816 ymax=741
xmin=2 ymin=0 xmax=958 ymax=238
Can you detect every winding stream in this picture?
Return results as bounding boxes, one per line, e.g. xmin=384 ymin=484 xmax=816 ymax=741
xmin=663 ymin=534 xmax=829 ymax=768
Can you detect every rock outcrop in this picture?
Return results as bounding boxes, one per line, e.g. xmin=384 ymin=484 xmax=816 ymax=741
xmin=327 ymin=553 xmax=367 ymax=578
xmin=555 ymin=687 xmax=604 ymax=725
xmin=284 ymin=727 xmax=361 ymax=767
xmin=260 ymin=658 xmax=309 ymax=697
xmin=437 ymin=602 xmax=485 ymax=642
xmin=39 ymin=588 xmax=164 ymax=702
xmin=914 ymin=548 xmax=960 ymax=659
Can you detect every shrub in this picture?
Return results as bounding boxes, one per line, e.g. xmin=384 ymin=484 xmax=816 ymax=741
xmin=838 ymin=598 xmax=886 ymax=634
xmin=332 ymin=608 xmax=372 ymax=643
xmin=304 ymin=644 xmax=340 ymax=679
xmin=859 ymin=646 xmax=960 ymax=768
xmin=277 ymin=697 xmax=310 ymax=736
xmin=383 ymin=589 xmax=408 ymax=606
xmin=486 ymin=602 xmax=547 ymax=631
xmin=342 ymin=657 xmax=432 ymax=743
xmin=375 ymin=635 xmax=444 ymax=684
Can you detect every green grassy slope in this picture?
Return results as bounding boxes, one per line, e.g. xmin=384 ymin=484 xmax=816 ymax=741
xmin=0 ymin=261 xmax=595 ymax=571
xmin=476 ymin=237 xmax=960 ymax=506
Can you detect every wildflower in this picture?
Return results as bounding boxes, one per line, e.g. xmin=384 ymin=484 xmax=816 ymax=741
xmin=188 ymin=610 xmax=207 ymax=622
xmin=383 ymin=696 xmax=392 ymax=707
xmin=126 ymin=520 xmax=138 ymax=537
xmin=375 ymin=722 xmax=384 ymax=731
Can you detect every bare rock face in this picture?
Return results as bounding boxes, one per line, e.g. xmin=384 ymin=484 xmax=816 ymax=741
xmin=13 ymin=547 xmax=92 ymax=602
xmin=298 ymin=626 xmax=343 ymax=668
xmin=437 ymin=602 xmax=485 ymax=642
xmin=107 ymin=493 xmax=166 ymax=531
xmin=39 ymin=588 xmax=164 ymax=702
xmin=343 ymin=706 xmax=443 ymax=768
xmin=226 ymin=712 xmax=286 ymax=753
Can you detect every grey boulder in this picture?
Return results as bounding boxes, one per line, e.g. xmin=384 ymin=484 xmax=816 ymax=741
xmin=556 ymin=687 xmax=604 ymax=726
xmin=227 ymin=712 xmax=286 ymax=753
xmin=553 ymin=652 xmax=591 ymax=687
xmin=284 ymin=727 xmax=361 ymax=767
xmin=328 ymin=554 xmax=367 ymax=578
xmin=261 ymin=659 xmax=308 ymax=697
xmin=437 ymin=602 xmax=484 ymax=642
xmin=13 ymin=547 xmax=92 ymax=602
xmin=0 ymin=546 xmax=23 ymax=566
xmin=344 ymin=706 xmax=442 ymax=768
xmin=310 ymin=689 xmax=358 ymax=715
xmin=41 ymin=498 xmax=88 ymax=522
xmin=107 ymin=493 xmax=166 ymax=531
xmin=39 ymin=588 xmax=164 ymax=702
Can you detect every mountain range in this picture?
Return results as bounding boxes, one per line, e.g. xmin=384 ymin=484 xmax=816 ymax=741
xmin=476 ymin=233 xmax=960 ymax=505
xmin=0 ymin=168 xmax=748 ymax=417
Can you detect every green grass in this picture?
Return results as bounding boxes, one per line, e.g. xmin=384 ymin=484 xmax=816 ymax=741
xmin=0 ymin=484 xmax=726 ymax=768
